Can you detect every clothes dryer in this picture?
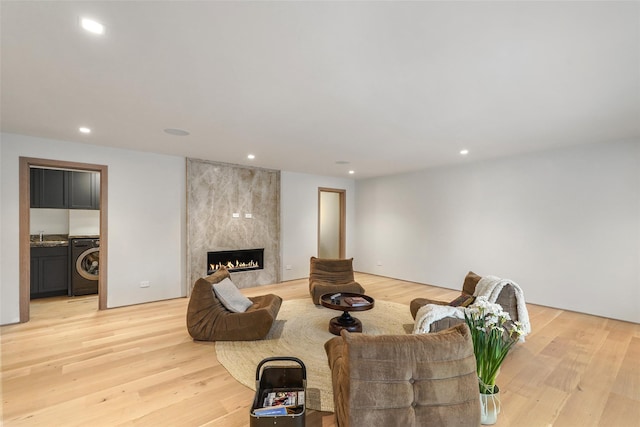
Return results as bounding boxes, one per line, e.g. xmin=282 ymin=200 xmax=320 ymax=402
xmin=70 ymin=238 xmax=99 ymax=296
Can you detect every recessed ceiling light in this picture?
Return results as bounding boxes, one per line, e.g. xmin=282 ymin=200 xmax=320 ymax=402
xmin=80 ymin=18 xmax=105 ymax=35
xmin=247 ymin=154 xmax=255 ymax=160
xmin=163 ymin=128 xmax=190 ymax=136
xmin=79 ymin=127 xmax=91 ymax=134
xmin=348 ymin=170 xmax=355 ymax=175
xmin=460 ymin=149 xmax=469 ymax=155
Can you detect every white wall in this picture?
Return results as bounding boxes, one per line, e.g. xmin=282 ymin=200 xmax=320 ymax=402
xmin=280 ymin=172 xmax=355 ymax=281
xmin=355 ymin=140 xmax=640 ymax=323
xmin=30 ymin=209 xmax=69 ymax=234
xmin=29 ymin=209 xmax=101 ymax=236
xmin=0 ymin=133 xmax=186 ymax=325
xmin=68 ymin=210 xmax=100 ymax=236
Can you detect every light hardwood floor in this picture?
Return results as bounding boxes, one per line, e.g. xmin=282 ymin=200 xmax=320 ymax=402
xmin=1 ymin=273 xmax=639 ymax=426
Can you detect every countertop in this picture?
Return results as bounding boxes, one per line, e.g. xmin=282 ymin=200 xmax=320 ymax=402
xmin=30 ymin=234 xmax=69 ymax=248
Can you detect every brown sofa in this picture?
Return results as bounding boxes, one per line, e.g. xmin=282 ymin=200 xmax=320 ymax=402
xmin=186 ymin=266 xmax=282 ymax=341
xmin=324 ymin=323 xmax=481 ymax=427
xmin=308 ymin=257 xmax=365 ymax=304
xmin=410 ymin=271 xmax=520 ymax=333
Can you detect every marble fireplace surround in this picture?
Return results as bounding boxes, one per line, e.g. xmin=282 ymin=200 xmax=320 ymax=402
xmin=186 ymin=158 xmax=280 ymax=292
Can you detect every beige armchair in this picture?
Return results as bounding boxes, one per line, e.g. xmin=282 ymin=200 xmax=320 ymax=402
xmin=324 ymin=323 xmax=481 ymax=427
xmin=186 ymin=266 xmax=282 ymax=341
xmin=308 ymin=257 xmax=365 ymax=305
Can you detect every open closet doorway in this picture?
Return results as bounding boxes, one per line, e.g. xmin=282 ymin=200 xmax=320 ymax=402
xmin=19 ymin=157 xmax=108 ymax=323
xmin=318 ymin=188 xmax=346 ymax=259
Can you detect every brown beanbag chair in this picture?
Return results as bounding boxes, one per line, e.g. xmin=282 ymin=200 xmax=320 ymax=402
xmin=309 ymin=257 xmax=365 ymax=304
xmin=325 ymin=323 xmax=480 ymax=426
xmin=186 ymin=266 xmax=282 ymax=341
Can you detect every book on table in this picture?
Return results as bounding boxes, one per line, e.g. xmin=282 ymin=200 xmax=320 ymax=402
xmin=344 ymin=296 xmax=369 ymax=306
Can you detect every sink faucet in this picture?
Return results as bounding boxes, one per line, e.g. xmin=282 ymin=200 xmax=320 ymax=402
xmin=38 ymin=230 xmax=44 ymax=242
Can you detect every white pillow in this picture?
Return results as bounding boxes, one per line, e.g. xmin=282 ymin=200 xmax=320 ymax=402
xmin=212 ymin=277 xmax=253 ymax=313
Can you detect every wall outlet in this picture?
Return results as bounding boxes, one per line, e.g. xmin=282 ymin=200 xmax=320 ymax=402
xmin=140 ymin=281 xmax=150 ymax=288
xmin=285 ymin=264 xmax=292 ymax=270
xmin=245 ymin=213 xmax=252 ymax=218
xmin=232 ymin=213 xmax=240 ymax=218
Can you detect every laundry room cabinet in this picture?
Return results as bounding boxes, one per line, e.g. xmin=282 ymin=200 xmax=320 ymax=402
xmin=67 ymin=171 xmax=100 ymax=209
xmin=30 ymin=168 xmax=100 ymax=209
xmin=30 ymin=246 xmax=69 ymax=298
xmin=30 ymin=168 xmax=67 ymax=209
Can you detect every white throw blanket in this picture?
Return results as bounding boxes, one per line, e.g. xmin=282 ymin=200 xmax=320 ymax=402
xmin=412 ymin=304 xmax=465 ymax=334
xmin=413 ymin=275 xmax=532 ymax=338
xmin=474 ymin=275 xmax=531 ymax=338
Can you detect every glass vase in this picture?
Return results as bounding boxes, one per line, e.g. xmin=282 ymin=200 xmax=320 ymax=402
xmin=479 ymin=385 xmax=501 ymax=425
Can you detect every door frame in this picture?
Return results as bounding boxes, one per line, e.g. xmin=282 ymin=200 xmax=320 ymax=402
xmin=317 ymin=187 xmax=346 ymax=259
xmin=19 ymin=157 xmax=108 ymax=322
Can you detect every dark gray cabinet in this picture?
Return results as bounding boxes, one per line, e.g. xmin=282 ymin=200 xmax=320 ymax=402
xmin=30 ymin=246 xmax=69 ymax=298
xmin=68 ymin=171 xmax=100 ymax=209
xmin=30 ymin=168 xmax=100 ymax=210
xmin=30 ymin=168 xmax=67 ymax=208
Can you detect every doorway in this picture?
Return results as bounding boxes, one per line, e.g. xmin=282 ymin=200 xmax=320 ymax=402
xmin=19 ymin=157 xmax=108 ymax=323
xmin=318 ymin=188 xmax=346 ymax=259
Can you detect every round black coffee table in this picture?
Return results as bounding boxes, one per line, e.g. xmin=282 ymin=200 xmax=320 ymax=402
xmin=320 ymin=292 xmax=375 ymax=335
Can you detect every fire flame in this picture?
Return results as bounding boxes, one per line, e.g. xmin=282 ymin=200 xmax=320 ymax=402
xmin=210 ymin=260 xmax=259 ymax=271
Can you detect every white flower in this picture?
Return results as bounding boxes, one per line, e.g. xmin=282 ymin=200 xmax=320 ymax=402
xmin=509 ymin=321 xmax=525 ymax=338
xmin=464 ymin=297 xmax=524 ymax=393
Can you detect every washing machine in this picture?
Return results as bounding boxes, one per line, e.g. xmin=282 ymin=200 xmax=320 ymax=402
xmin=71 ymin=238 xmax=99 ymax=296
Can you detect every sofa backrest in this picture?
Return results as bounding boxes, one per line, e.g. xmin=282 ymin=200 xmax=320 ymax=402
xmin=495 ymin=285 xmax=519 ymax=322
xmin=309 ymin=256 xmax=355 ymax=284
xmin=463 ymin=271 xmax=519 ymax=322
xmin=462 ymin=271 xmax=482 ymax=295
xmin=186 ymin=267 xmax=232 ymax=340
xmin=335 ymin=324 xmax=480 ymax=426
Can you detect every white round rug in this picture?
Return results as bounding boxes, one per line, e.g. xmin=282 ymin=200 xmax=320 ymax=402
xmin=215 ymin=298 xmax=414 ymax=412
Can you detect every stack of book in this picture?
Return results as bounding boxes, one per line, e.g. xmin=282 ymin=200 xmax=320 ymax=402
xmin=253 ymin=390 xmax=305 ymax=416
xmin=344 ymin=296 xmax=369 ymax=307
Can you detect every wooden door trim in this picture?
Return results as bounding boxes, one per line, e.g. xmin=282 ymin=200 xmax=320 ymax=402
xmin=317 ymin=187 xmax=346 ymax=259
xmin=19 ymin=157 xmax=108 ymax=323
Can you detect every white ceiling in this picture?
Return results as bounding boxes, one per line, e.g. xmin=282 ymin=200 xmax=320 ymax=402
xmin=2 ymin=1 xmax=638 ymax=179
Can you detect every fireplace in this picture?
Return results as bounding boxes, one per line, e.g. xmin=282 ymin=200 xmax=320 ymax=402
xmin=207 ymin=248 xmax=264 ymax=274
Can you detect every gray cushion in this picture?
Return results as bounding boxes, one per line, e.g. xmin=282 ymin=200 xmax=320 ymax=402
xmin=212 ymin=277 xmax=253 ymax=313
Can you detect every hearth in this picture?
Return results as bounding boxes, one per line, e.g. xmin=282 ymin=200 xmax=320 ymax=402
xmin=207 ymin=248 xmax=264 ymax=274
